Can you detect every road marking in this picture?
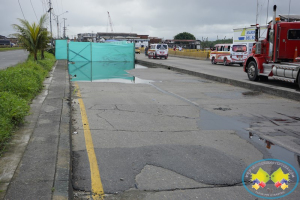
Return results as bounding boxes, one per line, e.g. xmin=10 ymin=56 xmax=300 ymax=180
xmin=75 ymin=83 xmax=104 ymax=199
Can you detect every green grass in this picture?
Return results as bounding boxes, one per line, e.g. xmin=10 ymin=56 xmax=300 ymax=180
xmin=0 ymin=47 xmax=23 ymax=51
xmin=0 ymin=51 xmax=56 ymax=155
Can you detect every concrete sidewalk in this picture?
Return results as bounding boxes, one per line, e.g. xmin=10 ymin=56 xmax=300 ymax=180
xmin=0 ymin=60 xmax=72 ymax=200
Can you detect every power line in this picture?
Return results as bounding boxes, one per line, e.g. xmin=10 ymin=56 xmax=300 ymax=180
xmin=55 ymin=0 xmax=61 ymax=15
xmin=18 ymin=0 xmax=26 ymax=20
xmin=30 ymin=0 xmax=38 ymax=21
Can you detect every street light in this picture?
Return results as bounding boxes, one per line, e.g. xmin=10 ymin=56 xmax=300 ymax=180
xmin=52 ymin=11 xmax=68 ymax=38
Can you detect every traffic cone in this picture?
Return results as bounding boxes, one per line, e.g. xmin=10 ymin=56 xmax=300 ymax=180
xmin=294 ymin=47 xmax=298 ymax=62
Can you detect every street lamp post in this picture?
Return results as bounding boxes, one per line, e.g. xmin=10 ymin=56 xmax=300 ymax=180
xmin=63 ymin=18 xmax=67 ymax=39
xmin=52 ymin=11 xmax=68 ymax=38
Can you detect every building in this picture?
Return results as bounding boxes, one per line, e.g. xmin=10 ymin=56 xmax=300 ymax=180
xmin=164 ymin=39 xmax=201 ymax=49
xmin=77 ymin=33 xmax=97 ymax=42
xmin=77 ymin=32 xmax=150 ymax=47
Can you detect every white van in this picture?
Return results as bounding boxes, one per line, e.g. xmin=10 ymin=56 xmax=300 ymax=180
xmin=148 ymin=44 xmax=168 ymax=59
xmin=210 ymin=44 xmax=247 ymax=66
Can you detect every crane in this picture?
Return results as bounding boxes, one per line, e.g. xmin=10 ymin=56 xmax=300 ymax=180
xmin=107 ymin=11 xmax=114 ymax=33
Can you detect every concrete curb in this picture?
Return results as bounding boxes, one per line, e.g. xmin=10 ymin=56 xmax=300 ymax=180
xmin=135 ymin=59 xmax=300 ymax=102
xmin=53 ymin=60 xmax=73 ymax=200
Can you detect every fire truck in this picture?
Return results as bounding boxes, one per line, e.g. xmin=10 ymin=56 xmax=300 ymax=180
xmin=244 ymin=5 xmax=300 ymax=88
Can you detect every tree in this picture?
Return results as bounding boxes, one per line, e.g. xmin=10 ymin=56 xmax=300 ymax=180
xmin=174 ymin=32 xmax=196 ymax=40
xmin=12 ymin=14 xmax=49 ymax=61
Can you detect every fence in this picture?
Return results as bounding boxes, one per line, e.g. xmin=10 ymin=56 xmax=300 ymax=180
xmin=55 ymin=40 xmax=135 ymax=62
xmin=168 ymin=49 xmax=211 ymax=59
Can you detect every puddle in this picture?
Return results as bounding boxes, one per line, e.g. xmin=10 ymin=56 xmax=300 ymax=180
xmin=198 ymin=109 xmax=300 ymax=177
xmin=68 ymin=61 xmax=151 ymax=83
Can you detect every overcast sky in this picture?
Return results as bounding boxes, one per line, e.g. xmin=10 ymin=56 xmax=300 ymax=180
xmin=1 ymin=0 xmax=299 ymax=41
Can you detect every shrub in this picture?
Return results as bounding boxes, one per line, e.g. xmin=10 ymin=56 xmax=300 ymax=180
xmin=0 ymin=92 xmax=29 ymax=150
xmin=0 ymin=51 xmax=56 ymax=154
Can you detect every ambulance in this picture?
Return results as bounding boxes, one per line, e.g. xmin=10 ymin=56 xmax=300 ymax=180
xmin=148 ymin=44 xmax=168 ymax=59
xmin=210 ymin=43 xmax=248 ymax=66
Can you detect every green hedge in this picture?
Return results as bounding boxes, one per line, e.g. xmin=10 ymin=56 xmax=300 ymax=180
xmin=0 ymin=51 xmax=56 ymax=153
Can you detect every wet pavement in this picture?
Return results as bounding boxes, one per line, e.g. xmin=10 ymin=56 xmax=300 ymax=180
xmin=71 ymin=61 xmax=300 ymax=199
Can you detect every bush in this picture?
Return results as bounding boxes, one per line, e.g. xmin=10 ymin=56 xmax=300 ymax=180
xmin=0 ymin=51 xmax=56 ymax=154
xmin=0 ymin=92 xmax=29 ymax=125
xmin=0 ymin=52 xmax=55 ymax=102
xmin=0 ymin=92 xmax=29 ymax=150
xmin=0 ymin=63 xmax=44 ymax=101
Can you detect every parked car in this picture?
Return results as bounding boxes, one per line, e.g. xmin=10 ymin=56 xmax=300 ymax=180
xmin=135 ymin=47 xmax=141 ymax=54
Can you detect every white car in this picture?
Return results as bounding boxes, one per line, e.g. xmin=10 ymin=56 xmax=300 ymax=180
xmin=148 ymin=44 xmax=168 ymax=59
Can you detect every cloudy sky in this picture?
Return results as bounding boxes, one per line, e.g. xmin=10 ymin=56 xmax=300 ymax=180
xmin=1 ymin=0 xmax=299 ymax=40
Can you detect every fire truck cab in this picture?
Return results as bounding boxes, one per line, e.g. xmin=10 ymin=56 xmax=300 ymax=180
xmin=244 ymin=5 xmax=300 ymax=88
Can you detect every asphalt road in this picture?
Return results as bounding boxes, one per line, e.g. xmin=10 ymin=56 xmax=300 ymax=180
xmin=0 ymin=49 xmax=28 ymax=70
xmin=71 ymin=61 xmax=300 ymax=200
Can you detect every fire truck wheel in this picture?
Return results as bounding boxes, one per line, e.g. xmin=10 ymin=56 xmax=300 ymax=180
xmin=211 ymin=58 xmax=216 ymax=64
xmin=247 ymin=61 xmax=259 ymax=81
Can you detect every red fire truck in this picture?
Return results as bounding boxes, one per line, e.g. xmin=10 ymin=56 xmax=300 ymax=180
xmin=244 ymin=5 xmax=300 ymax=88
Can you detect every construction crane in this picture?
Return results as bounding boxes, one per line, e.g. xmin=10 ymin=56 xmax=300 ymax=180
xmin=107 ymin=11 xmax=114 ymax=33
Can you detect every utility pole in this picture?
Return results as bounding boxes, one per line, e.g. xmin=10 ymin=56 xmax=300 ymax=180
xmin=53 ymin=11 xmax=68 ymax=39
xmin=48 ymin=0 xmax=53 ymax=47
xmin=63 ymin=18 xmax=67 ymax=39
xmin=56 ymin=17 xmax=59 ymax=38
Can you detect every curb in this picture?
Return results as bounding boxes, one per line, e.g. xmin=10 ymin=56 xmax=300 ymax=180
xmin=53 ymin=60 xmax=73 ymax=200
xmin=135 ymin=59 xmax=300 ymax=102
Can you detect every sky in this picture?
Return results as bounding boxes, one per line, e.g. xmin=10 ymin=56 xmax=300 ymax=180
xmin=1 ymin=0 xmax=300 ymax=41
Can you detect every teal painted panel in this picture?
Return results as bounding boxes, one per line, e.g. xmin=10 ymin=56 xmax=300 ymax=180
xmin=92 ymin=42 xmax=134 ymax=62
xmin=69 ymin=42 xmax=91 ymax=62
xmin=68 ymin=61 xmax=134 ymax=82
xmin=55 ymin=40 xmax=67 ymax=59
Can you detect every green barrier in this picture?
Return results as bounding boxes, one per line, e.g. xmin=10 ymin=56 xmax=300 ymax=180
xmin=68 ymin=61 xmax=135 ymax=82
xmin=69 ymin=42 xmax=91 ymax=62
xmin=55 ymin=40 xmax=135 ymax=62
xmin=55 ymin=40 xmax=68 ymax=59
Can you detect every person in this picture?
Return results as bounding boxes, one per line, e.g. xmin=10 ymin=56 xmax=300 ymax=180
xmin=179 ymin=46 xmax=182 ymax=51
xmin=173 ymin=46 xmax=176 ymax=51
xmin=145 ymin=46 xmax=149 ymax=56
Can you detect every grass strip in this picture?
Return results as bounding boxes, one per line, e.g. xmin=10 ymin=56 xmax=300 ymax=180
xmin=0 ymin=51 xmax=56 ymax=155
xmin=0 ymin=47 xmax=23 ymax=52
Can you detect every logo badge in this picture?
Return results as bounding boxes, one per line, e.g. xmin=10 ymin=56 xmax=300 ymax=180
xmin=242 ymin=159 xmax=299 ymax=199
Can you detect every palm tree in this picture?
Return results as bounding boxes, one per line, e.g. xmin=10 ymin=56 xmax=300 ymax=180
xmin=12 ymin=14 xmax=49 ymax=61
